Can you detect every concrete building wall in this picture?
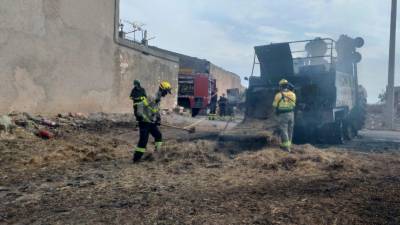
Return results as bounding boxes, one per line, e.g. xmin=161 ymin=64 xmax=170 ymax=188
xmin=117 ymin=47 xmax=178 ymax=111
xmin=210 ymin=64 xmax=243 ymax=97
xmin=0 ymin=0 xmax=178 ymax=114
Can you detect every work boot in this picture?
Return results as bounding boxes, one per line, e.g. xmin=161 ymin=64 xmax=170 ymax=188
xmin=153 ymin=142 xmax=163 ymax=160
xmin=280 ymin=141 xmax=291 ymax=153
xmin=280 ymin=146 xmax=291 ymax=153
xmin=142 ymin=152 xmax=155 ymax=161
xmin=132 ymin=152 xmax=144 ymax=163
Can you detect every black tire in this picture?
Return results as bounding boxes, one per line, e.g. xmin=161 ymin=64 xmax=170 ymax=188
xmin=344 ymin=121 xmax=354 ymax=141
xmin=191 ymin=108 xmax=200 ymax=117
xmin=330 ymin=120 xmax=345 ymax=144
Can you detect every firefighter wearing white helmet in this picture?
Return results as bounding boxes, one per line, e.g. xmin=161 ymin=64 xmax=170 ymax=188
xmin=272 ymin=79 xmax=296 ymax=152
xmin=133 ymin=81 xmax=172 ymax=163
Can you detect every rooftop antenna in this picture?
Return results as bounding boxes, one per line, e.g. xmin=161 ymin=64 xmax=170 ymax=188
xmin=120 ymin=20 xmax=155 ymax=45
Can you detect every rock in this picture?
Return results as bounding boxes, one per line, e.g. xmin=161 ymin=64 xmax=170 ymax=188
xmin=75 ymin=112 xmax=88 ymax=119
xmin=68 ymin=112 xmax=87 ymax=119
xmin=0 ymin=115 xmax=13 ymax=133
xmin=14 ymin=119 xmax=28 ymax=127
xmin=14 ymin=193 xmax=41 ymax=204
xmin=42 ymin=118 xmax=58 ymax=127
xmin=23 ymin=112 xmax=41 ymax=123
xmin=7 ymin=111 xmax=19 ymax=116
xmin=0 ymin=186 xmax=10 ymax=192
xmin=57 ymin=113 xmax=69 ymax=118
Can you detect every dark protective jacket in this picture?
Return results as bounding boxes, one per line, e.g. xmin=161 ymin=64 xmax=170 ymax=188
xmin=130 ymin=86 xmax=147 ymax=103
xmin=130 ymin=86 xmax=147 ymax=121
xmin=209 ymin=93 xmax=218 ymax=114
xmin=218 ymin=96 xmax=227 ymax=105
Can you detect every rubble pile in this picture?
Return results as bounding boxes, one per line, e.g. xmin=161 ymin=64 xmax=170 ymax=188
xmin=0 ymin=112 xmax=137 ymax=139
xmin=365 ymin=104 xmax=400 ymax=130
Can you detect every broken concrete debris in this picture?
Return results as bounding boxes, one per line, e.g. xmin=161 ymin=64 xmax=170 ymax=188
xmin=0 ymin=115 xmax=14 ymax=133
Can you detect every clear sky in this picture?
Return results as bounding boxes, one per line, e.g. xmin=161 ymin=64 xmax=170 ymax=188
xmin=120 ymin=0 xmax=399 ymax=103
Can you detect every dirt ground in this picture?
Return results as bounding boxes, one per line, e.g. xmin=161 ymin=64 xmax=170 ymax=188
xmin=1 ymin=113 xmax=400 ymax=225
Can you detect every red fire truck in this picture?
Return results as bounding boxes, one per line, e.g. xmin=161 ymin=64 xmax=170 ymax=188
xmin=178 ymin=72 xmax=216 ymax=117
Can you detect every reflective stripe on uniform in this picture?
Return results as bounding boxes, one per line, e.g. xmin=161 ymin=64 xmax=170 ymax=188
xmin=142 ymin=97 xmax=159 ymax=113
xmin=280 ymin=141 xmax=291 ymax=148
xmin=277 ymin=92 xmax=295 ymax=111
xmin=135 ymin=147 xmax=146 ymax=153
xmin=141 ymin=97 xmax=149 ymax=106
xmin=273 ymin=91 xmax=296 ymax=111
xmin=155 ymin=142 xmax=162 ymax=151
xmin=136 ymin=96 xmax=160 ymax=122
xmin=155 ymin=142 xmax=163 ymax=148
xmin=149 ymin=108 xmax=159 ymax=113
xmin=142 ymin=114 xmax=151 ymax=123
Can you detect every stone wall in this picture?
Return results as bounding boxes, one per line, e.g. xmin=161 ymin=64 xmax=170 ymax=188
xmin=0 ymin=0 xmax=178 ymax=114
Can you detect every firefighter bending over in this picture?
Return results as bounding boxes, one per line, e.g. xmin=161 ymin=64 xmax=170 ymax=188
xmin=133 ymin=81 xmax=172 ymax=163
xmin=272 ymin=79 xmax=296 ymax=152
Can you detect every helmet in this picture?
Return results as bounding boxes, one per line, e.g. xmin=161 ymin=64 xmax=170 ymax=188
xmin=133 ymin=80 xmax=140 ymax=86
xmin=159 ymin=81 xmax=172 ymax=93
xmin=279 ymin=79 xmax=288 ymax=86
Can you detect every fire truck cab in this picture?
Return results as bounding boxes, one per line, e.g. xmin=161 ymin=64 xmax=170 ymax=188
xmin=178 ymin=73 xmax=216 ymax=117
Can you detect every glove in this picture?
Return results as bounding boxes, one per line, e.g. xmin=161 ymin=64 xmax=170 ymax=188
xmin=155 ymin=117 xmax=161 ymax=126
xmin=135 ymin=115 xmax=144 ymax=122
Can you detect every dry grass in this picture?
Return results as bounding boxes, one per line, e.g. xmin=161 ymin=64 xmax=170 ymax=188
xmin=1 ymin=117 xmax=400 ymax=224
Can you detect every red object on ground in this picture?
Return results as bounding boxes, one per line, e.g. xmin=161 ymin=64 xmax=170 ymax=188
xmin=37 ymin=130 xmax=54 ymax=139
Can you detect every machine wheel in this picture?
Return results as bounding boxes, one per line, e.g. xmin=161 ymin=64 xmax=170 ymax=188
xmin=191 ymin=108 xmax=200 ymax=117
xmin=330 ymin=120 xmax=345 ymax=144
xmin=344 ymin=121 xmax=355 ymax=140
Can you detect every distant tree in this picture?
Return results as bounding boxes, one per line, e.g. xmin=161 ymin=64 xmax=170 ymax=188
xmin=378 ymin=89 xmax=386 ymax=103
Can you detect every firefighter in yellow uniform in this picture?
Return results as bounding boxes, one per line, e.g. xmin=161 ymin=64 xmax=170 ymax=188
xmin=133 ymin=81 xmax=172 ymax=163
xmin=272 ymin=79 xmax=296 ymax=152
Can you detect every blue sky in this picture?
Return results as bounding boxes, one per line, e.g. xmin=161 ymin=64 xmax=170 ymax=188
xmin=121 ymin=0 xmax=399 ymax=103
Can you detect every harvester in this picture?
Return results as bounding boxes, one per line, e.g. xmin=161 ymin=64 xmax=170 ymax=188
xmin=220 ymin=35 xmax=367 ymax=147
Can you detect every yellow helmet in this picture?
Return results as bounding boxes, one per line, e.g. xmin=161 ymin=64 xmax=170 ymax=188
xmin=159 ymin=81 xmax=172 ymax=92
xmin=279 ymin=79 xmax=289 ymax=86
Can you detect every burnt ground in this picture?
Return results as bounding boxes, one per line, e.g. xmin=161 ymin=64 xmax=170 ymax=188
xmin=1 ymin=114 xmax=400 ymax=225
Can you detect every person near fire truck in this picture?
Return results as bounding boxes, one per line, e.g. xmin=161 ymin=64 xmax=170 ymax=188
xmin=218 ymin=93 xmax=228 ymax=117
